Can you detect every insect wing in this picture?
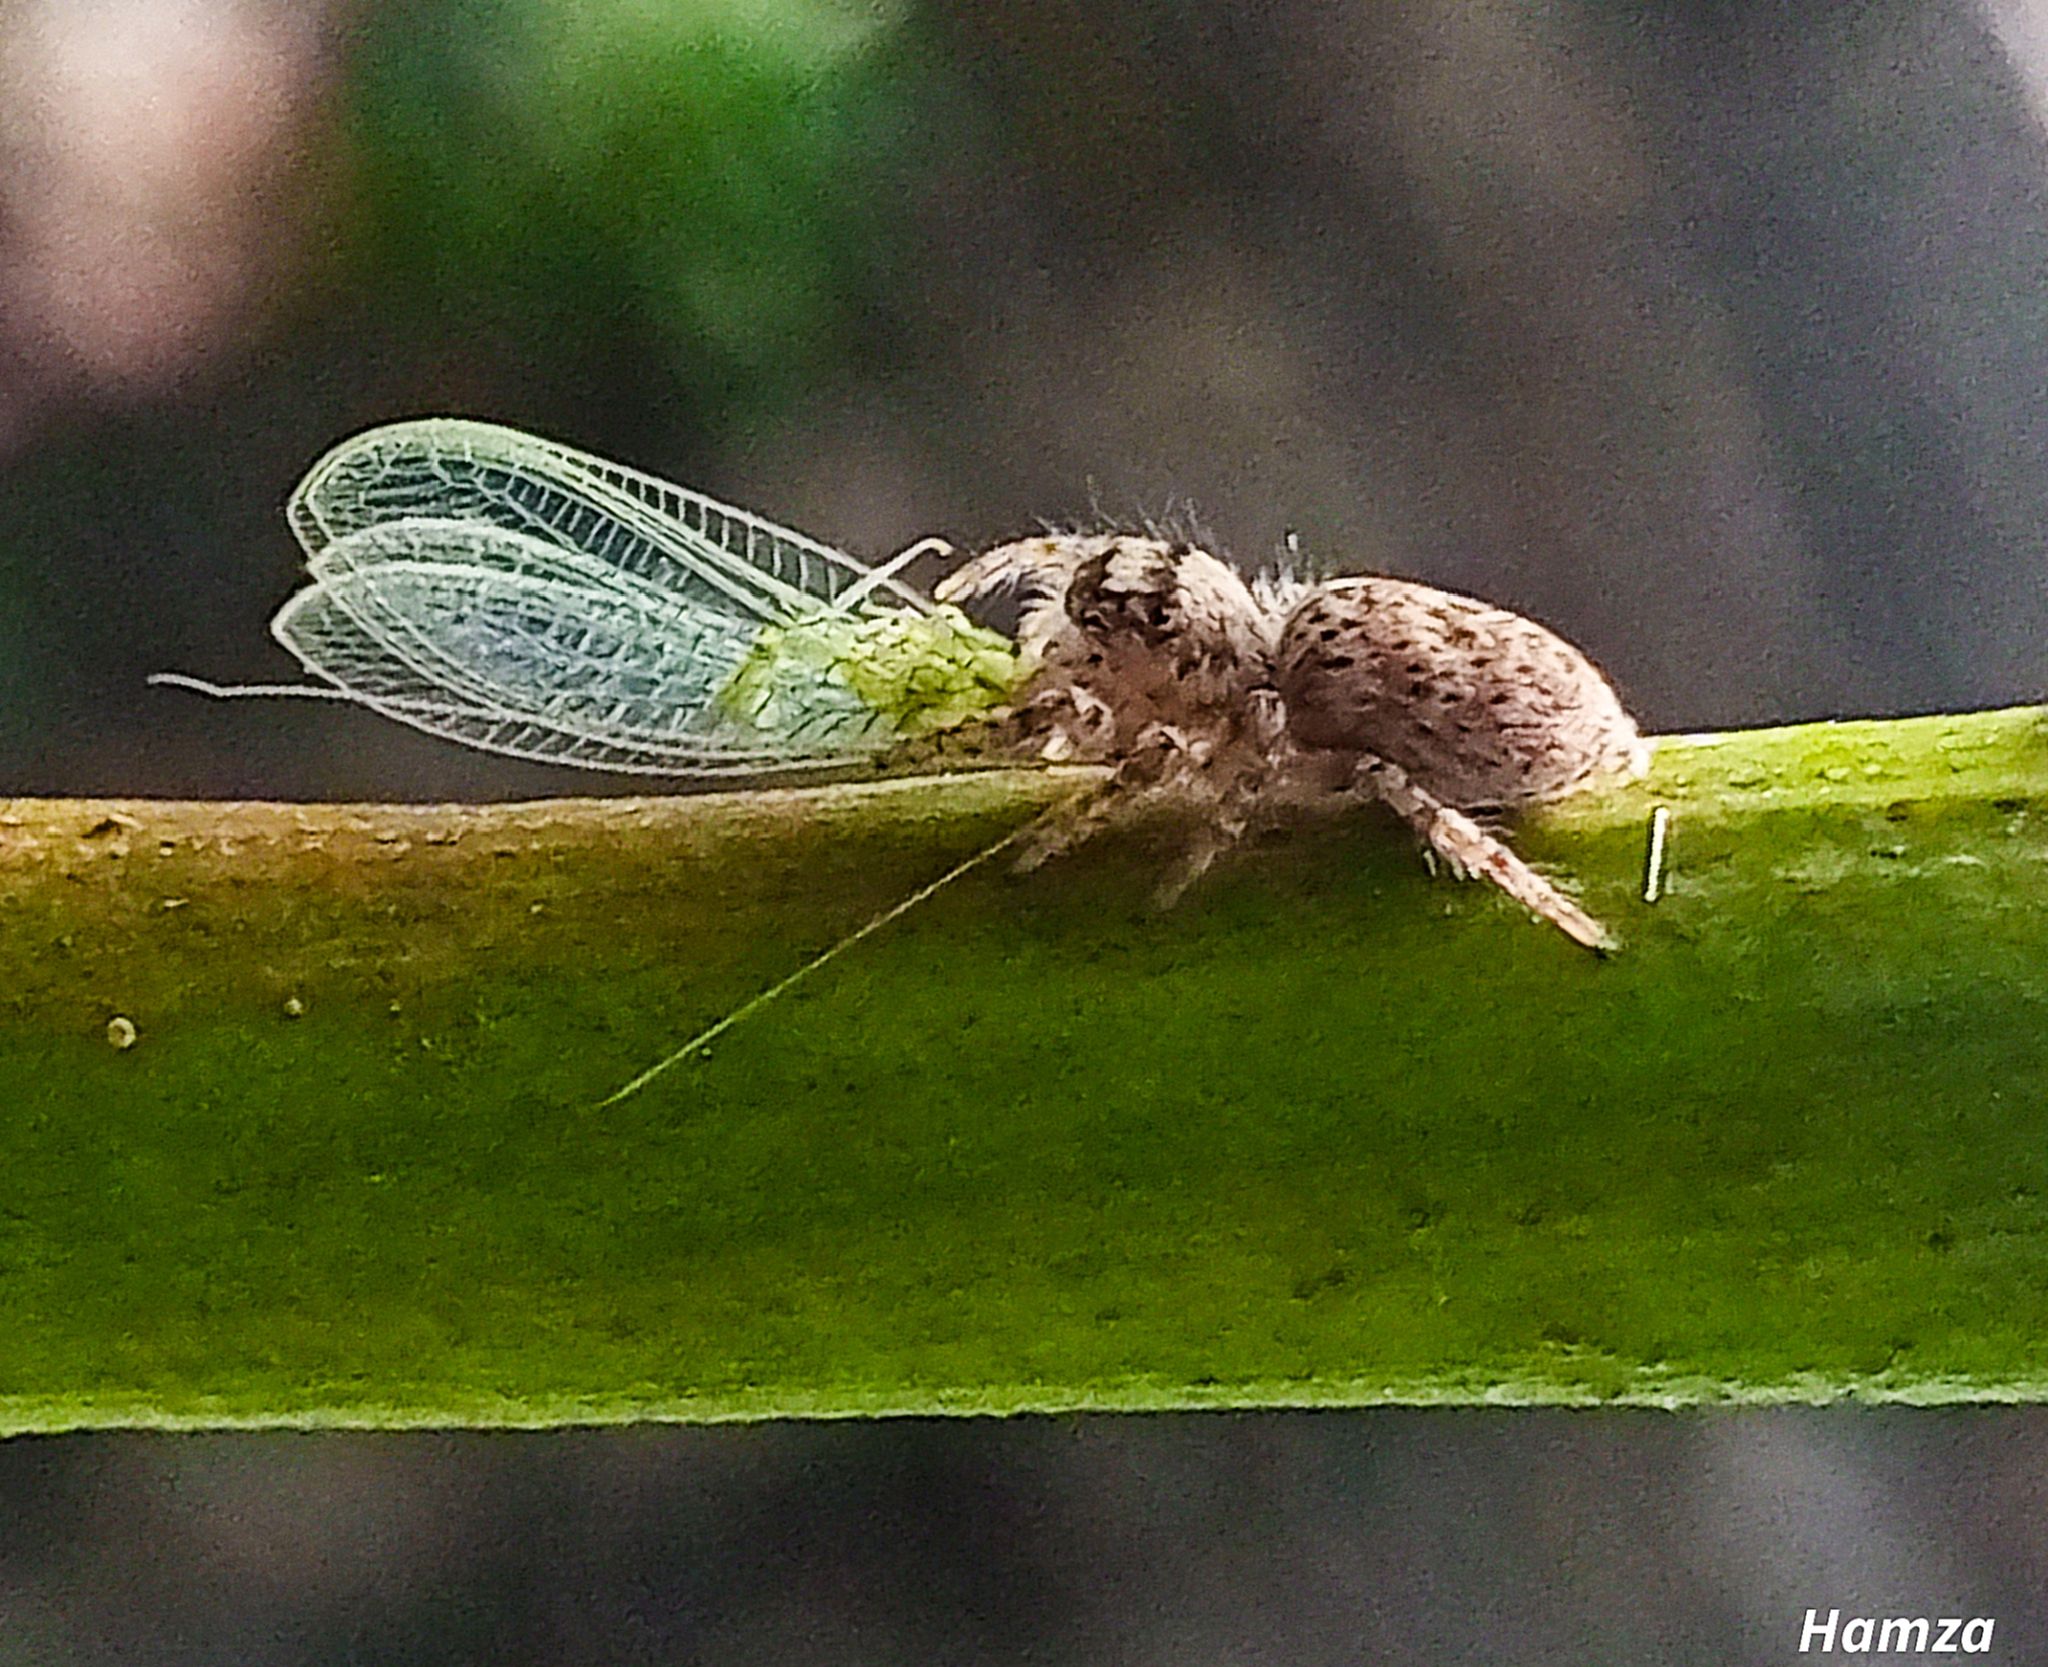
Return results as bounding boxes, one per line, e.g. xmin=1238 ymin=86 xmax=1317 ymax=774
xmin=272 ymin=516 xmax=898 ymax=773
xmin=288 ymin=418 xmax=933 ymax=622
xmin=270 ymin=419 xmax=948 ymax=772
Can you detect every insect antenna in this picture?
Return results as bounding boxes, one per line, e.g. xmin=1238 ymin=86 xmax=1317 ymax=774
xmin=598 ymin=809 xmax=1056 ymax=1106
xmin=149 ymin=672 xmax=363 ymax=702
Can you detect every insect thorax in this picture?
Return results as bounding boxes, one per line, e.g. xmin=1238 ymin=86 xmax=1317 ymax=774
xmin=715 ymin=602 xmax=1025 ymax=746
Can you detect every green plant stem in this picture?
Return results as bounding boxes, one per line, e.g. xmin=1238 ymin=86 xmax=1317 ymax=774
xmin=3 ymin=708 xmax=2047 ymax=1431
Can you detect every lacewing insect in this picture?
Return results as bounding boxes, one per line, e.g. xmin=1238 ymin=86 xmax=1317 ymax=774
xmin=155 ymin=418 xmax=1045 ymax=1103
xmin=154 ymin=418 xmax=1023 ymax=772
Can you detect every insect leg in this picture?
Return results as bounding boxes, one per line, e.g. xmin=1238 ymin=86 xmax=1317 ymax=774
xmin=1012 ymin=720 xmax=1191 ymax=874
xmin=1149 ymin=752 xmax=1281 ymax=908
xmin=1352 ymin=754 xmax=1614 ymax=953
xmin=1148 ymin=801 xmax=1242 ymax=908
xmin=1005 ymin=684 xmax=1116 ymax=763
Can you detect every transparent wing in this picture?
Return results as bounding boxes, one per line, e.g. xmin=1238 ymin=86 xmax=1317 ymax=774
xmin=287 ymin=416 xmax=934 ymax=622
xmin=271 ymin=519 xmax=901 ymax=774
xmin=155 ymin=417 xmax=1019 ymax=775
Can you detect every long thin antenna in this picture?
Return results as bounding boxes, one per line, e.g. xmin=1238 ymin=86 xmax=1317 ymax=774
xmin=597 ymin=815 xmax=1043 ymax=1107
xmin=149 ymin=672 xmax=359 ymax=701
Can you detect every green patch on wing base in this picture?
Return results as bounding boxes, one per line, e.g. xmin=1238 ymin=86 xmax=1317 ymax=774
xmin=716 ymin=603 xmax=1023 ymax=745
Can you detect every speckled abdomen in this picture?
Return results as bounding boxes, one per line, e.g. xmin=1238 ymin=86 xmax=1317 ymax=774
xmin=1275 ymin=576 xmax=1646 ymax=808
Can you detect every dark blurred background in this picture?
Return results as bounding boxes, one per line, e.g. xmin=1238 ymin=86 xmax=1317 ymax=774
xmin=5 ymin=0 xmax=2048 ymax=1659
xmin=1 ymin=1410 xmax=2043 ymax=1665
xmin=10 ymin=0 xmax=2048 ymax=798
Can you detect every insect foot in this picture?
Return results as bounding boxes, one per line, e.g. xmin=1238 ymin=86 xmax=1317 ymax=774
xmin=1011 ymin=720 xmax=1193 ymax=875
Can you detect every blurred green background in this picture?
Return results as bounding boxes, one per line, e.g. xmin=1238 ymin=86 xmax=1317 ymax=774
xmin=9 ymin=0 xmax=2048 ymax=798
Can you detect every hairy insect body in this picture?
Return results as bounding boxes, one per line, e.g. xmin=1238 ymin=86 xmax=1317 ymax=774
xmin=953 ymin=535 xmax=1273 ymax=748
xmin=939 ymin=534 xmax=1643 ymax=949
xmin=1276 ymin=578 xmax=1647 ymax=808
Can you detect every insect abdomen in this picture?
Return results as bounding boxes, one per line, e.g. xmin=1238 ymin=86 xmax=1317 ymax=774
xmin=1274 ymin=577 xmax=1644 ymax=808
